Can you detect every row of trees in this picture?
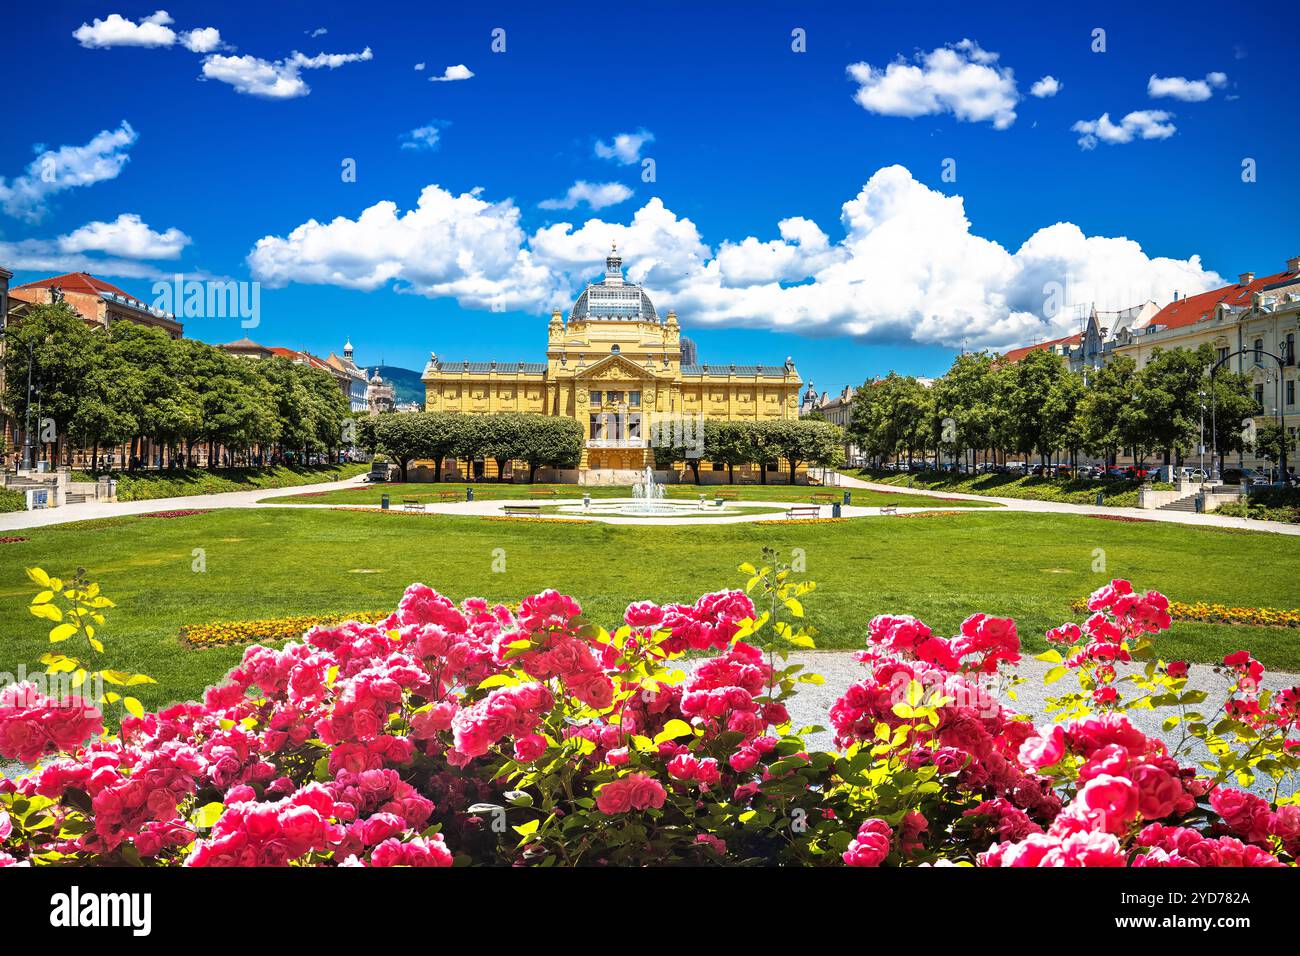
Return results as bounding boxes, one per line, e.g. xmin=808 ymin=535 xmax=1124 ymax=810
xmin=358 ymin=412 xmax=846 ymax=484
xmin=3 ymin=302 xmax=351 ymax=469
xmin=849 ymin=344 xmax=1268 ymax=474
xmin=652 ymin=417 xmax=844 ymax=484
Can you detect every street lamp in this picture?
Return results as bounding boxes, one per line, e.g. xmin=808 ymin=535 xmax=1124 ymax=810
xmin=1208 ymin=348 xmax=1289 ymax=486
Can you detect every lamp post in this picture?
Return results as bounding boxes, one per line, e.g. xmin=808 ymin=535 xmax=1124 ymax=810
xmin=1208 ymin=348 xmax=1289 ymax=485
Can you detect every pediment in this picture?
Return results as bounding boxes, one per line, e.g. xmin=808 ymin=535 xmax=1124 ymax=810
xmin=576 ymin=353 xmax=655 ymax=381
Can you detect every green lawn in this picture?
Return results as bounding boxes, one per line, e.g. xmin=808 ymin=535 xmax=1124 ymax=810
xmin=1 ymin=507 xmax=1297 ymax=713
xmin=268 ymin=481 xmax=1001 ymax=509
xmin=853 ymin=468 xmax=1165 ymax=507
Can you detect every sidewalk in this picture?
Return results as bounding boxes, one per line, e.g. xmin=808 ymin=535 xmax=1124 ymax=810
xmin=834 ymin=473 xmax=1300 ymax=537
xmin=0 ymin=474 xmax=372 ymax=532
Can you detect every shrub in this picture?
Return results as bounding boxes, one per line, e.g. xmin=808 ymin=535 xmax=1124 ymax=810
xmin=0 ymin=560 xmax=1296 ymax=867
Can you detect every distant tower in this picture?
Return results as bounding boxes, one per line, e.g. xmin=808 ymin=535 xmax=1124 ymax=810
xmin=680 ymin=336 xmax=699 ymax=366
xmin=343 ymin=338 xmax=354 ymax=361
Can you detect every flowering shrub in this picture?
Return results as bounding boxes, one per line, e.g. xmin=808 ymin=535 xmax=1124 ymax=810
xmin=0 ymin=559 xmax=1296 ymax=868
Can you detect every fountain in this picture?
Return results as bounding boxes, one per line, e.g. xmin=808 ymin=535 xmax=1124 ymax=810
xmin=562 ymin=466 xmax=734 ymax=518
xmin=631 ymin=466 xmax=667 ymax=511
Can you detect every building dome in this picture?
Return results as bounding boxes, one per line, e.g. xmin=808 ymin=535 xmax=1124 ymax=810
xmin=568 ymin=242 xmax=660 ymax=323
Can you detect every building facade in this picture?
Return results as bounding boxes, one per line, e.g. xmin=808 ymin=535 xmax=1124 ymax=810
xmin=421 ymin=246 xmax=803 ymax=483
xmin=324 ymin=340 xmax=369 ymax=413
xmin=366 ymin=369 xmax=395 ymax=414
xmin=8 ymin=272 xmax=183 ymax=338
xmin=800 ymin=383 xmax=859 ymax=464
xmin=1001 ymin=255 xmax=1300 ymax=472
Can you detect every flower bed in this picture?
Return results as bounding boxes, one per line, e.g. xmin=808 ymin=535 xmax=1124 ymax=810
xmin=139 ymin=509 xmax=212 ymax=519
xmin=1070 ymin=596 xmax=1300 ymax=629
xmin=0 ymin=536 xmax=28 ymax=544
xmin=181 ymin=611 xmax=390 ymax=648
xmin=1 ymin=560 xmax=1297 ymax=868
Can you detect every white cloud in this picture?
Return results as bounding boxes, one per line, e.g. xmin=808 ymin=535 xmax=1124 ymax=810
xmin=400 ymin=122 xmax=447 ymax=151
xmin=246 ymin=166 xmax=1220 ymax=349
xmin=539 ymin=181 xmax=633 ymax=211
xmin=595 ymin=129 xmax=654 ymax=165
xmin=846 ymin=39 xmax=1019 ymax=129
xmin=1147 ymin=71 xmax=1227 ymax=102
xmin=1072 ymin=110 xmax=1176 ymax=149
xmin=0 ymin=121 xmax=137 ymax=223
xmin=414 ymin=62 xmax=426 ymax=71
xmin=180 ymin=27 xmax=223 ymax=53
xmin=57 ymin=213 xmax=191 ymax=259
xmin=308 ymin=27 xmax=328 ymax=38
xmin=73 ymin=10 xmax=176 ymax=48
xmin=200 ymin=47 xmax=373 ymax=99
xmin=1029 ymin=75 xmax=1061 ymax=97
xmin=429 ymin=64 xmax=473 ymax=82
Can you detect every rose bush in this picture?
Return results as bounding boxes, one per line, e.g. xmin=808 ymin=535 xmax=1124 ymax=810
xmin=0 ymin=555 xmax=1297 ymax=867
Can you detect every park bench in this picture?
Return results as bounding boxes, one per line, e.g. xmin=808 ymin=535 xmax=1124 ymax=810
xmin=811 ymin=493 xmax=838 ymax=504
xmin=712 ymin=489 xmax=739 ymax=500
xmin=785 ymin=505 xmax=821 ymax=519
xmin=528 ymin=487 xmax=558 ymax=497
xmin=402 ymin=498 xmax=426 ymax=511
xmin=435 ymin=490 xmax=460 ymax=502
xmin=879 ymin=504 xmax=898 ymax=515
xmin=502 ymin=504 xmax=543 ymax=516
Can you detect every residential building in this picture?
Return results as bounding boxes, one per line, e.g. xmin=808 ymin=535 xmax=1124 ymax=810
xmin=8 ymin=272 xmax=182 ymax=338
xmin=324 ymin=339 xmax=369 ymax=413
xmin=800 ymin=382 xmax=859 ymax=463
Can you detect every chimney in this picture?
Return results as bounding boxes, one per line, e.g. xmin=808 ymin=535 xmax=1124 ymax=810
xmin=1288 ymin=255 xmax=1300 ymax=274
xmin=1238 ymin=272 xmax=1255 ymax=285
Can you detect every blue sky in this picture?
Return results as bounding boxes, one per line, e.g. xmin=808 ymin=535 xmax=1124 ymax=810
xmin=2 ymin=1 xmax=1296 ymax=392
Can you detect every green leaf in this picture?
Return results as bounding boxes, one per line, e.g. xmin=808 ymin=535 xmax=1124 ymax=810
xmin=195 ymin=802 xmax=224 ymax=828
xmin=653 ymin=719 xmax=693 ymax=744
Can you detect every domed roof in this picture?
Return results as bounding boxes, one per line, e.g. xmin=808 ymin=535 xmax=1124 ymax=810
xmin=568 ymin=242 xmax=660 ymax=323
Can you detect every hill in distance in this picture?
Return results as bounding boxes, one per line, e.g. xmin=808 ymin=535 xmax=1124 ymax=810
xmin=374 ymin=366 xmax=424 ymax=407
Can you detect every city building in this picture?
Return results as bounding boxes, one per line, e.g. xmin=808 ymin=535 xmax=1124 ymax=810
xmin=366 ymin=368 xmax=395 ymax=414
xmin=1000 ymin=255 xmax=1300 ymax=471
xmin=421 ymin=245 xmax=803 ymax=483
xmin=324 ymin=339 xmax=369 ymax=413
xmin=8 ymin=272 xmax=182 ymax=338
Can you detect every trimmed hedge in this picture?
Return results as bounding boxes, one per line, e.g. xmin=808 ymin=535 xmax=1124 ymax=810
xmin=71 ymin=462 xmax=369 ymax=502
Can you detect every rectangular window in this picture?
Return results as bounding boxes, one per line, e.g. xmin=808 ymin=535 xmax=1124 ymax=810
xmin=628 ymin=413 xmax=641 ymax=438
xmin=1287 ymin=333 xmax=1297 ymax=366
xmin=1216 ymin=346 xmax=1229 ymax=364
xmin=1289 ymin=380 xmax=1296 ymax=407
xmin=1254 ymin=339 xmax=1264 ymax=365
xmin=1255 ymin=385 xmax=1265 ymax=406
xmin=628 ymin=391 xmax=641 ymax=407
xmin=589 ymin=414 xmax=602 ymax=439
xmin=606 ymin=391 xmax=624 ymax=405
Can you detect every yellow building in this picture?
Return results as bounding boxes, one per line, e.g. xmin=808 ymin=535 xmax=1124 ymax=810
xmin=422 ymin=245 xmax=803 ymax=483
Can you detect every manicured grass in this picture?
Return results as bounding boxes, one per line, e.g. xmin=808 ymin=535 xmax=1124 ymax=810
xmin=534 ymin=503 xmax=788 ymax=518
xmin=268 ymin=481 xmax=1000 ymax=509
xmin=853 ymin=468 xmax=1167 ymax=507
xmin=1 ymin=507 xmax=1298 ymax=714
xmin=71 ymin=462 xmax=370 ymax=501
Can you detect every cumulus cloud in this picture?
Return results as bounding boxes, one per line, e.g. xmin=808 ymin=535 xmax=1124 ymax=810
xmin=429 ymin=64 xmax=473 ymax=82
xmin=538 ymin=181 xmax=633 ymax=211
xmin=1029 ymin=75 xmax=1061 ymax=97
xmin=400 ymin=122 xmax=447 ymax=151
xmin=414 ymin=62 xmax=426 ymax=71
xmin=846 ymin=39 xmax=1019 ymax=129
xmin=595 ymin=129 xmax=654 ymax=165
xmin=0 ymin=121 xmax=137 ymax=223
xmin=246 ymin=166 xmax=1220 ymax=349
xmin=72 ymin=10 xmax=177 ymax=48
xmin=0 ymin=212 xmax=193 ymax=280
xmin=57 ymin=213 xmax=191 ymax=259
xmin=1072 ymin=110 xmax=1176 ymax=149
xmin=1147 ymin=71 xmax=1227 ymax=102
xmin=180 ymin=27 xmax=223 ymax=53
xmin=201 ymin=47 xmax=373 ymax=99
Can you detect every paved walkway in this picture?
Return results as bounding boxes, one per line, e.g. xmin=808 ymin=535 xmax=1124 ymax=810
xmin=833 ymin=473 xmax=1300 ymax=537
xmin=2 ymin=471 xmax=1298 ymax=535
xmin=0 ymin=474 xmax=374 ymax=532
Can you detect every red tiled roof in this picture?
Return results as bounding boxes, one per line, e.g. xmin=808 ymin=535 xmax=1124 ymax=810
xmin=12 ymin=271 xmax=139 ymax=301
xmin=1146 ymin=269 xmax=1300 ymax=331
xmin=267 ymin=346 xmax=333 ymax=371
xmin=1001 ymin=333 xmax=1081 ymax=363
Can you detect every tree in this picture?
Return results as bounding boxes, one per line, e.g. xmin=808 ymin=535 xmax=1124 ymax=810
xmin=1252 ymin=419 xmax=1293 ymax=480
xmin=371 ymin=412 xmax=435 ymax=481
xmin=518 ymin=415 xmax=582 ymax=482
xmin=764 ymin=419 xmax=845 ymax=484
xmin=704 ymin=420 xmax=750 ymax=484
xmin=1005 ymin=349 xmax=1065 ymax=467
xmin=1205 ymin=367 xmax=1258 ymax=476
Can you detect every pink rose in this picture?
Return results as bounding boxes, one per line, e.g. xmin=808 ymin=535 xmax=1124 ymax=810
xmin=1018 ymin=725 xmax=1065 ymax=771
